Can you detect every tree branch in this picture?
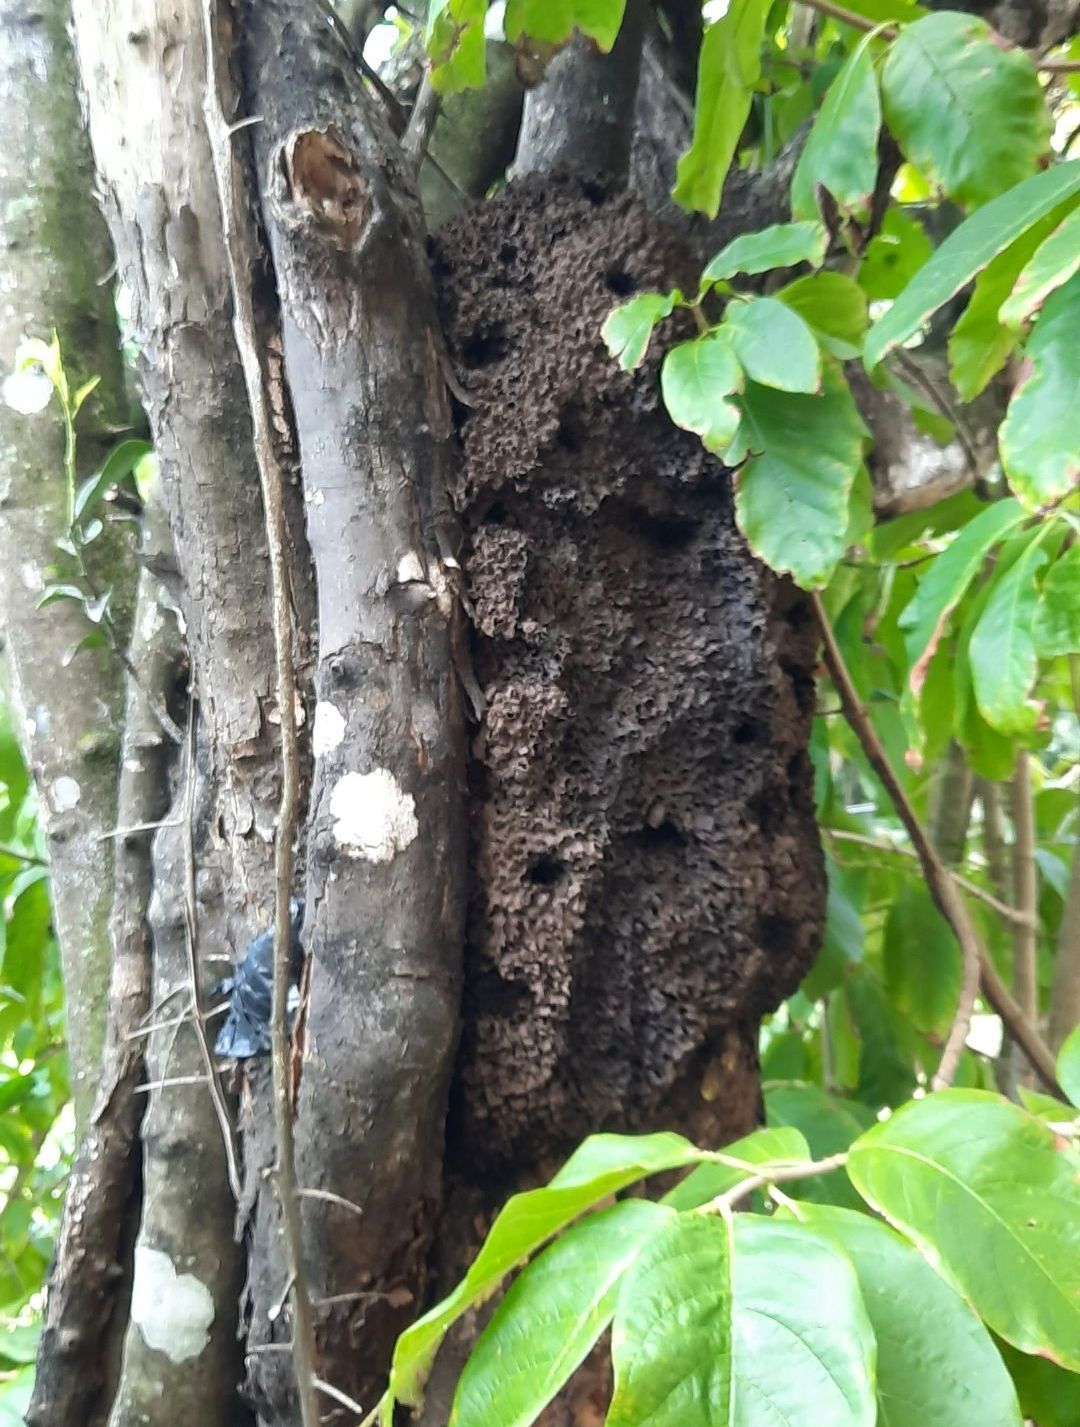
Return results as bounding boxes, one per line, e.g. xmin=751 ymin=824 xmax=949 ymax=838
xmin=1008 ymin=751 xmax=1039 ymax=1084
xmin=202 ymin=4 xmax=319 ymax=1421
xmin=705 ymin=1152 xmax=849 ymax=1213
xmin=1049 ymin=837 xmax=1080 ymax=1054
xmin=812 ymin=594 xmax=1061 ymax=1095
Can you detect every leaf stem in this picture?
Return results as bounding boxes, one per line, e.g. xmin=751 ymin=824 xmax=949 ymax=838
xmin=702 ymin=1152 xmax=850 ymax=1213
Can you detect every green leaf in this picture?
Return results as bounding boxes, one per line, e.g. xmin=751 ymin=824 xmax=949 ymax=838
xmin=765 ymin=1083 xmax=875 ymax=1208
xmin=1033 ymin=543 xmax=1080 ymax=658
xmin=792 ymin=33 xmax=881 ymax=222
xmin=883 ymin=884 xmax=960 ymax=1039
xmin=859 ymin=206 xmax=934 ymax=301
xmin=388 ymin=1132 xmax=707 ymax=1409
xmin=601 ymin=292 xmax=676 ymax=371
xmin=660 ymin=331 xmax=743 ymax=453
xmin=450 ymin=1200 xmax=665 ymax=1427
xmin=424 ymin=0 xmax=488 ymax=93
xmin=729 ymin=364 xmax=867 ymax=589
xmin=1000 ymin=205 xmax=1080 ymax=327
xmin=504 ymin=0 xmax=628 ymax=51
xmin=724 ymin=297 xmax=821 ymax=393
xmin=794 ymin=1205 xmax=1023 ymax=1427
xmin=898 ymin=498 xmax=1027 ymax=704
xmin=1058 ymin=1023 xmax=1080 ymax=1108
xmin=947 ymin=212 xmax=1066 ymax=402
xmin=672 ymin=0 xmax=772 ymax=218
xmin=607 ymin=1214 xmax=876 ymax=1427
xmin=663 ymin=1126 xmax=811 ymax=1211
xmin=830 ymin=0 xmax=923 ymax=17
xmin=801 ymin=865 xmax=865 ymax=1001
xmin=881 ymin=13 xmax=1050 ymax=209
xmin=1000 ymin=271 xmax=1080 ymax=508
xmin=73 ymin=438 xmax=151 ymax=523
xmin=968 ymin=533 xmax=1049 ymax=734
xmin=864 ymin=163 xmax=1080 ymax=369
xmin=997 ymin=1338 xmax=1080 ymax=1427
xmin=70 ymin=375 xmax=100 ymax=416
xmin=847 ymin=1089 xmax=1080 ymax=1371
xmin=702 ymin=221 xmax=827 ymax=283
xmin=776 ymin=273 xmax=869 ymax=360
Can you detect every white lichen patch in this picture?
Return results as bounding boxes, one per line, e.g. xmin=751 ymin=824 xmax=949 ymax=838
xmin=130 ymin=1246 xmax=215 ymax=1364
xmin=313 ymin=701 xmax=346 ymax=758
xmin=329 ymin=768 xmax=418 ymax=863
xmin=397 ymin=551 xmax=426 ymax=585
xmin=51 ymin=776 xmax=81 ymax=812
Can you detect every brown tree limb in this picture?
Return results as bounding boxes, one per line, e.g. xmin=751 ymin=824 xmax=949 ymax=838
xmin=812 ymin=594 xmax=1061 ymax=1095
xmin=201 ymin=4 xmax=319 ymax=1417
xmin=1008 ymin=751 xmax=1039 ymax=1083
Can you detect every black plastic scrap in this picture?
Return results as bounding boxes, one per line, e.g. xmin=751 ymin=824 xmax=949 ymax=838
xmin=214 ymin=896 xmax=305 ymax=1060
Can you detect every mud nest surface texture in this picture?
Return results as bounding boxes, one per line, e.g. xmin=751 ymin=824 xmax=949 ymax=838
xmin=431 ymin=175 xmax=825 ymax=1172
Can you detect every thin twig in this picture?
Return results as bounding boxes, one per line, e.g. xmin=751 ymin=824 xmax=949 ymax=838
xmin=298 ymin=1186 xmax=366 ymax=1218
xmin=134 ymin=1075 xmax=210 ymax=1094
xmin=892 ymin=349 xmax=980 ymax=485
xmin=404 ymin=72 xmax=440 ymax=165
xmin=314 ymin=1377 xmax=366 ymax=1420
xmin=1009 ymin=752 xmax=1038 ymax=1085
xmin=0 ymin=842 xmax=45 ymax=866
xmin=181 ymin=705 xmax=243 ymax=1200
xmin=202 ymin=7 xmax=320 ymax=1424
xmin=704 ymin=1152 xmax=849 ymax=1213
xmin=825 ymin=828 xmax=1037 ymax=927
xmin=814 ymin=595 xmax=1003 ymax=1091
xmin=796 ymin=0 xmax=1080 ymax=72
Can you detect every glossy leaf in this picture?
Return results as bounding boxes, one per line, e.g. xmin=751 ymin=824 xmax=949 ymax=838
xmin=847 ymin=1090 xmax=1080 ymax=1371
xmin=999 ymin=205 xmax=1080 ymax=327
xmin=73 ymin=438 xmax=151 ymax=523
xmin=702 ymin=221 xmax=826 ymax=283
xmin=968 ymin=534 xmax=1048 ymax=734
xmin=792 ymin=34 xmax=881 ymax=222
xmin=776 ymin=272 xmax=869 ymax=359
xmin=424 ymin=0 xmax=488 ymax=93
xmin=883 ymin=884 xmax=960 ymax=1039
xmin=673 ymin=0 xmax=772 ymax=218
xmin=724 ymin=297 xmax=821 ymax=393
xmin=898 ymin=499 xmax=1027 ymax=704
xmin=389 ymin=1132 xmax=708 ymax=1408
xmin=1033 ymin=543 xmax=1080 ymax=659
xmin=451 ymin=1200 xmax=665 ymax=1427
xmin=859 ymin=206 xmax=933 ymax=301
xmin=864 ymin=163 xmax=1080 ymax=368
xmin=765 ymin=1083 xmax=875 ymax=1209
xmin=660 ymin=331 xmax=743 ymax=453
xmin=607 ymin=1214 xmax=876 ymax=1427
xmin=1000 ymin=271 xmax=1080 ymax=508
xmin=729 ymin=365 xmax=868 ymax=589
xmin=881 ymin=13 xmax=1050 ymax=208
xmin=504 ymin=0 xmax=627 ymax=51
xmin=794 ymin=1205 xmax=1023 ymax=1427
xmin=601 ymin=291 xmax=677 ymax=371
xmin=1058 ymin=1023 xmax=1080 ymax=1108
xmin=997 ymin=1339 xmax=1080 ymax=1427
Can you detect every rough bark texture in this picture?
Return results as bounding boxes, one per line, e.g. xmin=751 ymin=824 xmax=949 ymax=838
xmin=0 ymin=0 xmax=137 ymax=1129
xmin=238 ymin=2 xmax=468 ymax=1417
xmin=432 ymin=175 xmax=826 ymax=1178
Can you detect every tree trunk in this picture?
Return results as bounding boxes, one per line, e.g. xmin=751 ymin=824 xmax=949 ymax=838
xmin=21 ymin=3 xmax=828 ymax=1422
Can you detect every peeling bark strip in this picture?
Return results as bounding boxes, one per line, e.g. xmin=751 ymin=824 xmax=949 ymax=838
xmin=238 ymin=0 xmax=467 ymax=1414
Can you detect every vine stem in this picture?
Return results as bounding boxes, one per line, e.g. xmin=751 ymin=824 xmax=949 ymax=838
xmin=200 ymin=4 xmax=320 ymax=1425
xmin=795 ymin=0 xmax=1080 ymax=71
xmin=811 ymin=594 xmax=1062 ymax=1096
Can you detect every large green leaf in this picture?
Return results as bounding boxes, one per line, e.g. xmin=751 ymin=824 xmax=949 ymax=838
xmin=881 ymin=13 xmax=1050 ymax=209
xmin=425 ymin=0 xmax=488 ymax=93
xmin=1000 ymin=271 xmax=1080 ymax=508
xmin=999 ymin=205 xmax=1080 ymax=327
xmin=729 ymin=365 xmax=866 ymax=589
xmin=864 ymin=163 xmax=1080 ymax=368
xmin=450 ymin=1200 xmax=665 ymax=1427
xmin=968 ymin=532 xmax=1049 ymax=734
xmin=1058 ymin=1023 xmax=1080 ymax=1108
xmin=847 ymin=1090 xmax=1080 ymax=1371
xmin=702 ymin=221 xmax=826 ymax=283
xmin=883 ymin=884 xmax=960 ymax=1039
xmin=724 ymin=297 xmax=821 ymax=393
xmin=1033 ymin=543 xmax=1080 ymax=658
xmin=607 ymin=1214 xmax=876 ymax=1427
xmin=776 ymin=273 xmax=869 ymax=360
xmin=661 ymin=331 xmax=743 ymax=453
xmin=388 ymin=1133 xmax=707 ymax=1409
xmin=794 ymin=1205 xmax=1023 ymax=1427
xmin=947 ymin=212 xmax=1065 ymax=402
xmin=898 ymin=499 xmax=1027 ymax=704
xmin=663 ymin=1126 xmax=811 ymax=1211
xmin=792 ymin=33 xmax=881 ymax=222
xmin=997 ymin=1339 xmax=1080 ymax=1427
xmin=601 ymin=292 xmax=677 ymax=371
xmin=765 ymin=1083 xmax=875 ymax=1209
xmin=504 ymin=0 xmax=627 ymax=50
xmin=672 ymin=0 xmax=772 ymax=217
xmin=859 ymin=206 xmax=934 ymax=301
